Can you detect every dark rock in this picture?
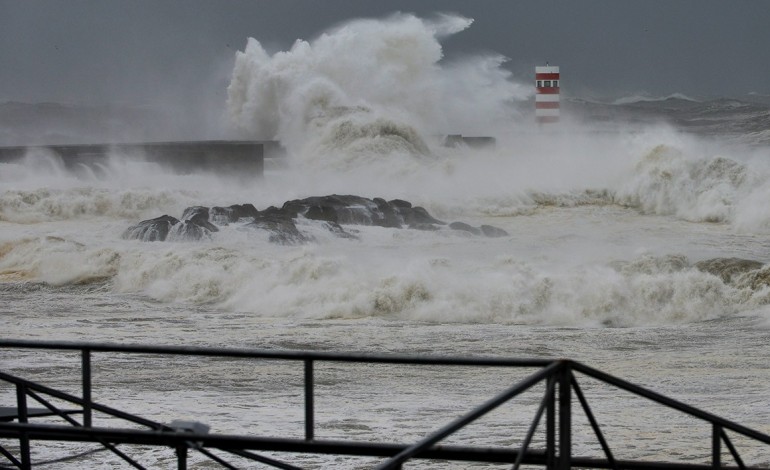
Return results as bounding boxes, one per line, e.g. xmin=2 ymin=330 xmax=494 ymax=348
xmin=448 ymin=222 xmax=507 ymax=237
xmin=324 ymin=195 xmax=381 ymax=225
xmin=123 ymin=195 xmax=499 ymax=244
xmin=277 ymin=195 xmax=446 ymax=229
xmin=449 ymin=221 xmax=482 ymax=236
xmin=386 ymin=198 xmax=445 ymax=227
xmin=304 ymin=204 xmax=339 ymax=223
xmin=169 ymin=220 xmax=213 ymax=241
xmin=181 ymin=206 xmax=207 ymax=221
xmin=210 ymin=207 xmax=232 ymax=225
xmin=402 ymin=206 xmax=445 ymax=227
xmin=480 ymin=225 xmax=509 ymax=237
xmin=373 ymin=197 xmax=402 ymax=228
xmin=181 ymin=206 xmax=219 ymax=233
xmin=316 ymin=221 xmax=359 ymax=239
xmin=247 ymin=212 xmax=311 ymax=245
xmin=163 ymin=206 xmax=219 ymax=241
xmin=211 ymin=204 xmax=259 ymax=225
xmin=388 ymin=199 xmax=412 ymax=209
xmin=260 ymin=194 xmax=448 ymax=240
xmin=122 ymin=215 xmax=179 ymax=241
xmin=283 ymin=195 xmax=391 ymax=227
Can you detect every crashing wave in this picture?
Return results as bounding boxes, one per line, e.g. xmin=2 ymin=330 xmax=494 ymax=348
xmin=614 ymin=144 xmax=755 ymax=224
xmin=226 ymin=13 xmax=528 ymax=169
xmin=612 ymin=93 xmax=700 ymax=105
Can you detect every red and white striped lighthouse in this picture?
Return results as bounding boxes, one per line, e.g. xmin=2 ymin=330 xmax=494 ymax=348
xmin=535 ymin=65 xmax=560 ymax=124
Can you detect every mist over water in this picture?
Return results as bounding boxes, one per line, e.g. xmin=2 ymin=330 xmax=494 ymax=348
xmin=3 ymin=12 xmax=770 ymax=468
xmin=2 ymin=13 xmax=770 ymax=329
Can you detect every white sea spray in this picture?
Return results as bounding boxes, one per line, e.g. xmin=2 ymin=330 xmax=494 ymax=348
xmin=227 ymin=13 xmax=528 ymax=174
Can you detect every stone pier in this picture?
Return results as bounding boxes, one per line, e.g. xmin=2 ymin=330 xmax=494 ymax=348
xmin=0 ymin=140 xmax=276 ymax=178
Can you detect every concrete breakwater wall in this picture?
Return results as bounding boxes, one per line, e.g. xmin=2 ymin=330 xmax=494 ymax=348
xmin=0 ymin=140 xmax=279 ymax=177
xmin=442 ymin=134 xmax=496 ymax=149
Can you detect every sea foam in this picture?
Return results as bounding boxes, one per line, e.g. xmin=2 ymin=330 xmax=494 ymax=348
xmin=227 ymin=13 xmax=529 ymax=172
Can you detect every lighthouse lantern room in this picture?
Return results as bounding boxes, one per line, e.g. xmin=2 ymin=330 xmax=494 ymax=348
xmin=535 ymin=65 xmax=560 ymax=124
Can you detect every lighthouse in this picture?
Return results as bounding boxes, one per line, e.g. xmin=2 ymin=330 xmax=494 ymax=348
xmin=535 ymin=65 xmax=560 ymax=124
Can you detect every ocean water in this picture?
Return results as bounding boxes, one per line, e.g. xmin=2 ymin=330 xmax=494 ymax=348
xmin=2 ymin=12 xmax=770 ymax=469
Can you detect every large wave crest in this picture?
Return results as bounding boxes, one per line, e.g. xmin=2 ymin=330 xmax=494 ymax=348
xmin=227 ymin=13 xmax=528 ymax=170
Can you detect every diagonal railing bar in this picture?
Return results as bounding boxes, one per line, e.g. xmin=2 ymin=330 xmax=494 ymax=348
xmin=25 ymin=389 xmax=146 ymax=470
xmin=6 ymin=350 xmax=253 ymax=470
xmin=570 ymin=374 xmax=617 ymax=469
xmin=223 ymin=449 xmax=305 ymax=470
xmin=721 ymin=429 xmax=746 ymax=470
xmin=0 ymin=371 xmax=168 ymax=432
xmin=571 ymin=362 xmax=770 ymax=446
xmin=26 ymin=389 xmax=82 ymax=427
xmin=374 ymin=360 xmax=563 ymax=470
xmin=192 ymin=446 xmax=240 ymax=470
xmin=27 ymin=447 xmax=109 ymax=467
xmin=2 ymin=371 xmax=180 ymax=469
xmin=512 ymin=376 xmax=555 ymax=470
xmin=0 ymin=444 xmax=22 ymax=469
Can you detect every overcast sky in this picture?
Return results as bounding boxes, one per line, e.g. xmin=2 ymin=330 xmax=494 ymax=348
xmin=1 ymin=0 xmax=769 ymax=107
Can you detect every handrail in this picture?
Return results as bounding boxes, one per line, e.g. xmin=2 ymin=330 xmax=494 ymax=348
xmin=0 ymin=338 xmax=554 ymax=367
xmin=0 ymin=422 xmax=758 ymax=470
xmin=1 ymin=339 xmax=769 ymax=469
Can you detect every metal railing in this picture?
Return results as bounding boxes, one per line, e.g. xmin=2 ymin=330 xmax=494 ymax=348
xmin=0 ymin=339 xmax=768 ymax=469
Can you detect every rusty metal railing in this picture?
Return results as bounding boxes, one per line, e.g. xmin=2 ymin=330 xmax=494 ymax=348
xmin=0 ymin=339 xmax=768 ymax=469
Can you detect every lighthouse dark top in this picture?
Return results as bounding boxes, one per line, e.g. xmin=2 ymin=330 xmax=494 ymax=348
xmin=535 ymin=65 xmax=560 ymax=124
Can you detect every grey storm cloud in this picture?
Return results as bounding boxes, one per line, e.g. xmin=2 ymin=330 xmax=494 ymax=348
xmin=1 ymin=0 xmax=768 ymax=106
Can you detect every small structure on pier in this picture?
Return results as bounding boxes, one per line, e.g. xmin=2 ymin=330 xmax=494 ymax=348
xmin=536 ymin=65 xmax=560 ymax=124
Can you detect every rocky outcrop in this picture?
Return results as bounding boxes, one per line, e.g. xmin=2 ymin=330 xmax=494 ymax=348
xmin=168 ymin=206 xmax=219 ymax=241
xmin=480 ymin=225 xmax=509 ymax=238
xmin=122 ymin=215 xmax=179 ymax=241
xmin=449 ymin=221 xmax=482 ymax=236
xmin=280 ymin=195 xmax=445 ymax=229
xmin=246 ymin=207 xmax=312 ymax=245
xmin=447 ymin=222 xmax=509 ymax=238
xmin=123 ymin=195 xmax=509 ymax=244
xmin=210 ymin=204 xmax=260 ymax=225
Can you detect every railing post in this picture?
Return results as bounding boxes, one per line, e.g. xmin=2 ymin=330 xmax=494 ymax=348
xmin=546 ymin=375 xmax=556 ymax=470
xmin=305 ymin=359 xmax=314 ymax=440
xmin=558 ymin=362 xmax=571 ymax=470
xmin=82 ymin=348 xmax=93 ymax=427
xmin=16 ymin=384 xmax=31 ymax=470
xmin=176 ymin=444 xmax=188 ymax=470
xmin=713 ymin=424 xmax=721 ymax=469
